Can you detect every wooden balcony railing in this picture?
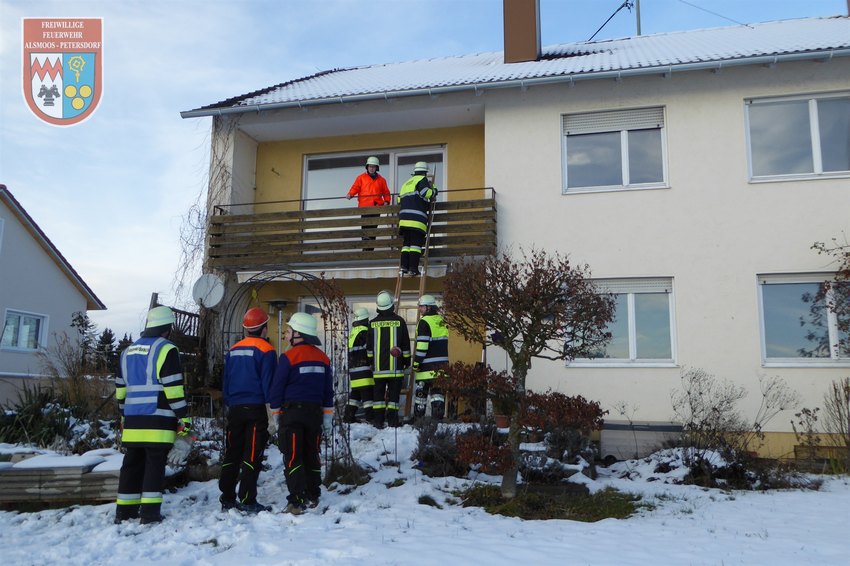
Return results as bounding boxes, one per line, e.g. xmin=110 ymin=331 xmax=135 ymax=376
xmin=207 ymin=188 xmax=497 ymax=272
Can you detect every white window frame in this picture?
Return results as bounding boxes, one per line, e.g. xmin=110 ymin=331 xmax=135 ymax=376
xmin=569 ymin=277 xmax=677 ymax=368
xmin=745 ymin=91 xmax=850 ymax=182
xmin=561 ymin=107 xmax=669 ymax=194
xmin=758 ymin=273 xmax=850 ymax=367
xmin=1 ymin=309 xmax=48 ymax=352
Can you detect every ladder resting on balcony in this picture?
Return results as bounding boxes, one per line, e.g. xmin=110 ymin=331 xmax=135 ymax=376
xmin=207 ymin=191 xmax=497 ymax=272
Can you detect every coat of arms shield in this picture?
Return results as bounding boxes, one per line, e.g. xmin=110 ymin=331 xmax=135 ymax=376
xmin=23 ymin=18 xmax=103 ymax=126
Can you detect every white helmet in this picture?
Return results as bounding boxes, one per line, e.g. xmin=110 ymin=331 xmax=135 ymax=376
xmin=376 ymin=290 xmax=394 ymax=310
xmin=145 ymin=306 xmax=175 ymax=329
xmin=366 ymin=156 xmax=380 ymax=168
xmin=353 ymin=307 xmax=369 ymax=320
xmin=418 ymin=294 xmax=437 ymax=307
xmin=287 ymin=312 xmax=321 ymax=345
xmin=413 ymin=161 xmax=428 ymax=173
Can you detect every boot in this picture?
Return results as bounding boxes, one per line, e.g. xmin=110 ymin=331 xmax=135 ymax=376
xmin=372 ymin=409 xmax=385 ymax=429
xmin=363 ymin=407 xmax=374 ymax=423
xmin=343 ymin=404 xmax=357 ymax=424
xmin=387 ymin=411 xmax=400 ymax=428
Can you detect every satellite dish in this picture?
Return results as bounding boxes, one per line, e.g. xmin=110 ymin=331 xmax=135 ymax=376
xmin=192 ymin=273 xmax=225 ymax=308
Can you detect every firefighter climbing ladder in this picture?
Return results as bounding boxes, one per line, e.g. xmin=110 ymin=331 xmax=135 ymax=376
xmin=393 ymin=197 xmax=437 ymax=417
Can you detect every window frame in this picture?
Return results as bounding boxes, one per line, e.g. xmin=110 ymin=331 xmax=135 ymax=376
xmin=568 ymin=278 xmax=677 ymax=368
xmin=745 ymin=91 xmax=850 ymax=182
xmin=561 ymin=107 xmax=669 ymax=194
xmin=1 ymin=309 xmax=48 ymax=352
xmin=758 ymin=273 xmax=850 ymax=367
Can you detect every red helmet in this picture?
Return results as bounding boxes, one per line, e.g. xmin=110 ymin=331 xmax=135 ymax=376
xmin=243 ymin=307 xmax=269 ymax=330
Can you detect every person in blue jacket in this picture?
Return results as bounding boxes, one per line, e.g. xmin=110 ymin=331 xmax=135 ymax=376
xmin=218 ymin=307 xmax=277 ymax=514
xmin=269 ymin=312 xmax=334 ymax=515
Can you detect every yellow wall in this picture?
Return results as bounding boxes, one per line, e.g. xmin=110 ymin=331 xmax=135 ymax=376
xmin=255 ymin=125 xmax=485 ymax=203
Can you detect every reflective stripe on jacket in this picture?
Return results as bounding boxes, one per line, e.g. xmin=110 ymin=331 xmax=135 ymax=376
xmin=269 ymin=344 xmax=334 ymax=412
xmin=399 ymin=175 xmax=436 ymax=233
xmin=117 ymin=336 xmax=186 ymax=446
xmin=347 ymin=322 xmax=374 ymax=389
xmin=414 ymin=314 xmax=449 ymax=380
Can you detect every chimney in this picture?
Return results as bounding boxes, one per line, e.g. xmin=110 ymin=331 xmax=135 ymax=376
xmin=503 ymin=0 xmax=541 ymax=63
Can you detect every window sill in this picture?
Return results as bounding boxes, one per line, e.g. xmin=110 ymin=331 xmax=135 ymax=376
xmin=762 ymin=360 xmax=850 ymax=368
xmin=0 ymin=347 xmax=40 ymax=353
xmin=562 ymin=184 xmax=669 ymax=196
xmin=566 ymin=360 xmax=678 ymax=368
xmin=749 ymin=172 xmax=850 ymax=184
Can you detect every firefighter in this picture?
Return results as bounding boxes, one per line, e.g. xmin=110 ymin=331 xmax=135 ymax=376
xmin=218 ymin=307 xmax=277 ymax=514
xmin=398 ymin=161 xmax=438 ymax=276
xmin=269 ymin=312 xmax=334 ymax=514
xmin=114 ymin=306 xmax=190 ymax=525
xmin=347 ymin=156 xmax=391 ymax=249
xmin=343 ymin=307 xmax=374 ymax=424
xmin=367 ymin=290 xmax=411 ymax=428
xmin=413 ymin=294 xmax=450 ymax=420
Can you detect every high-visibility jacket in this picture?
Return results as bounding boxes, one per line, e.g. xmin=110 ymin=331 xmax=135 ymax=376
xmin=117 ymin=336 xmax=187 ymax=446
xmin=348 ymin=172 xmax=391 ymax=207
xmin=414 ymin=314 xmax=449 ymax=381
xmin=223 ymin=336 xmax=277 ymax=406
xmin=269 ymin=344 xmax=334 ymax=413
xmin=347 ymin=321 xmax=374 ymax=389
xmin=399 ymin=175 xmax=437 ymax=233
xmin=367 ymin=310 xmax=411 ymax=379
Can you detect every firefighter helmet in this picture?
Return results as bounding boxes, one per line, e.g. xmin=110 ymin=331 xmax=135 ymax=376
xmin=145 ymin=306 xmax=175 ymax=329
xmin=287 ymin=312 xmax=318 ymax=337
xmin=376 ymin=290 xmax=394 ymax=310
xmin=353 ymin=307 xmax=369 ymax=321
xmin=366 ymin=156 xmax=380 ymax=169
xmin=418 ymin=294 xmax=437 ymax=307
xmin=242 ymin=307 xmax=269 ymax=330
xmin=413 ymin=161 xmax=428 ymax=173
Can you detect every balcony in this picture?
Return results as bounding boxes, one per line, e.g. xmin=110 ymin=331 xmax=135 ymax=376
xmin=207 ymin=188 xmax=497 ymax=273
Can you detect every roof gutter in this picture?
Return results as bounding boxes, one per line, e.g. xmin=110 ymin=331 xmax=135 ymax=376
xmin=180 ymin=48 xmax=850 ymax=119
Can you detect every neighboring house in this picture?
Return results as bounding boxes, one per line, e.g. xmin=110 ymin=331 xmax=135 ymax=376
xmin=0 ymin=185 xmax=106 ymax=405
xmin=182 ymin=4 xmax=850 ymax=457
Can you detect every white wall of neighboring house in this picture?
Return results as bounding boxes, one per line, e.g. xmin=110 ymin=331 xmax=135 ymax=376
xmin=0 ymin=196 xmax=90 ymax=404
xmin=483 ymin=59 xmax=850 ymax=430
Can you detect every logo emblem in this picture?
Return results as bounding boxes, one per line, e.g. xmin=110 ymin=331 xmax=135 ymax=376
xmin=23 ymin=18 xmax=103 ymax=126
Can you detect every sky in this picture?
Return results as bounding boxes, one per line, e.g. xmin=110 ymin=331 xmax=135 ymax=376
xmin=2 ymin=424 xmax=850 ymax=565
xmin=1 ymin=0 xmax=848 ymax=340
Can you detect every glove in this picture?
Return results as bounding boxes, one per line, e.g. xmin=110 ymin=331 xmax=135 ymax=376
xmin=431 ymin=187 xmax=439 ymax=201
xmin=347 ymin=194 xmax=353 ymax=200
xmin=412 ymin=362 xmax=420 ymax=372
xmin=322 ymin=412 xmax=333 ymax=436
xmin=167 ymin=435 xmax=193 ymax=467
xmin=267 ymin=404 xmax=279 ymax=436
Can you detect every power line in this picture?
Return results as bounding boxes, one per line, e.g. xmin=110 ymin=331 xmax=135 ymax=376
xmin=676 ymin=0 xmax=753 ymax=28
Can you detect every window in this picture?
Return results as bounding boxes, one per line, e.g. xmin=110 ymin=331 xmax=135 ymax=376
xmin=303 ymin=147 xmax=445 ymax=211
xmin=562 ymin=107 xmax=667 ymax=193
xmin=1 ymin=310 xmax=46 ymax=350
xmin=759 ymin=275 xmax=850 ymax=365
xmin=571 ymin=278 xmax=675 ymax=366
xmin=747 ymin=93 xmax=850 ymax=180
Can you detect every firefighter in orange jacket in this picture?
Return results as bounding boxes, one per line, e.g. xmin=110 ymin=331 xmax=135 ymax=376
xmin=218 ymin=307 xmax=277 ymax=514
xmin=347 ymin=156 xmax=391 ymax=248
xmin=115 ymin=306 xmax=189 ymax=525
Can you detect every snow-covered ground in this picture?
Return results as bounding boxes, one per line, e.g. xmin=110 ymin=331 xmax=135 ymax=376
xmin=1 ymin=424 xmax=848 ymax=566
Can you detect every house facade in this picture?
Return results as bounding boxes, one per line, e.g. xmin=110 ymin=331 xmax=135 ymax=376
xmin=0 ymin=185 xmax=106 ymax=405
xmin=183 ymin=10 xmax=850 ymax=457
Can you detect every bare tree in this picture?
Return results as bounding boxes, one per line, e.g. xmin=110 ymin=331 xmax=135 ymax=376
xmin=441 ymin=248 xmax=614 ymax=498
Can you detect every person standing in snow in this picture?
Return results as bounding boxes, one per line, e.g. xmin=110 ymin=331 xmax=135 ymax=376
xmin=367 ymin=290 xmax=411 ymax=428
xmin=218 ymin=307 xmax=277 ymax=514
xmin=114 ymin=306 xmax=190 ymax=525
xmin=343 ymin=307 xmax=374 ymax=424
xmin=398 ymin=161 xmax=437 ymax=276
xmin=347 ymin=156 xmax=391 ymax=249
xmin=268 ymin=312 xmax=334 ymax=514
xmin=413 ymin=295 xmax=450 ymax=420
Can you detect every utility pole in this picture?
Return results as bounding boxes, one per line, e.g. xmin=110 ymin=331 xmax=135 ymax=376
xmin=636 ymin=0 xmax=642 ymax=35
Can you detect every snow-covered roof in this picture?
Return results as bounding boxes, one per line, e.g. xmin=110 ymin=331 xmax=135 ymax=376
xmin=183 ymin=16 xmax=850 ymax=118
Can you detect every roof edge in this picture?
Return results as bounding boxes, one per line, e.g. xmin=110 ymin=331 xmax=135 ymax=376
xmin=180 ymin=47 xmax=850 ymax=119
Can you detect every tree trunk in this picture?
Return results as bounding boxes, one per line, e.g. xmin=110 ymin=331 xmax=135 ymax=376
xmin=500 ymin=411 xmax=521 ymax=498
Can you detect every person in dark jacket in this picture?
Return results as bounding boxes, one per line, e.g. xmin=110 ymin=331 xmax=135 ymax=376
xmin=344 ymin=307 xmax=374 ymax=424
xmin=367 ymin=290 xmax=411 ymax=428
xmin=218 ymin=307 xmax=277 ymax=514
xmin=413 ymin=295 xmax=450 ymax=420
xmin=114 ymin=306 xmax=190 ymax=525
xmin=398 ymin=161 xmax=437 ymax=276
xmin=269 ymin=312 xmax=334 ymax=515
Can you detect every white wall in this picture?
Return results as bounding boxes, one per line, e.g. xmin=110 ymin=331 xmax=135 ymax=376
xmin=483 ymin=59 xmax=850 ymax=431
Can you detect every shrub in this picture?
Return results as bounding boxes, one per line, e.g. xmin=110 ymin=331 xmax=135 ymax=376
xmin=455 ymin=424 xmax=513 ymax=475
xmin=0 ymin=383 xmax=72 ymax=447
xmin=412 ymin=420 xmax=467 ymax=478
